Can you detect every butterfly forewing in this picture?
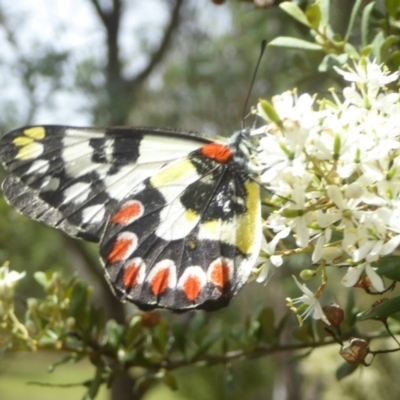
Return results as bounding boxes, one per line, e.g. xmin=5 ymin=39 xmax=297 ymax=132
xmin=0 ymin=126 xmax=211 ymax=242
xmin=101 ymin=144 xmax=261 ymax=311
xmin=0 ymin=125 xmax=261 ymax=311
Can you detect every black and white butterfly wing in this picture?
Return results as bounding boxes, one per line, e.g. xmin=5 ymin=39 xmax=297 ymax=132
xmin=0 ymin=125 xmax=261 ymax=311
xmin=100 ymin=143 xmax=261 ymax=311
xmin=0 ymin=126 xmax=211 ymax=242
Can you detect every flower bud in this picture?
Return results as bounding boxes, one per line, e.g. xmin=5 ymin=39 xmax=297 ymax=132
xmin=299 ymin=269 xmax=317 ymax=280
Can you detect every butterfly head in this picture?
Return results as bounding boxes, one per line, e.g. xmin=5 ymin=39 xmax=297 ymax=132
xmin=228 ymin=128 xmax=261 ymax=178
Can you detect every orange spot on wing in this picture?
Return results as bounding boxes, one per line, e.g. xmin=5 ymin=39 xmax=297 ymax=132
xmin=111 ymin=201 xmax=143 ymax=224
xmin=183 ymin=275 xmax=202 ymax=302
xmin=108 ymin=237 xmax=134 ymax=264
xmin=199 ymin=143 xmax=232 ymax=163
xmin=210 ymin=260 xmax=230 ymax=290
xmin=150 ymin=268 xmax=170 ymax=296
xmin=123 ymin=263 xmax=140 ymax=287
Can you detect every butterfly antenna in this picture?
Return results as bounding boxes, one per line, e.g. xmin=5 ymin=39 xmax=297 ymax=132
xmin=241 ymin=39 xmax=267 ymax=130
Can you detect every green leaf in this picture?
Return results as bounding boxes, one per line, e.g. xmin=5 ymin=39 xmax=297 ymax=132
xmin=343 ymin=42 xmax=360 ymax=58
xmin=361 ymin=2 xmax=375 ymax=48
xmin=194 ymin=331 xmax=221 ymax=358
xmin=293 ymin=323 xmax=311 ymax=344
xmin=336 ymin=362 xmax=359 ymax=380
xmin=104 ymin=319 xmax=126 ymax=348
xmin=162 ymin=371 xmax=178 ymax=391
xmin=126 ymin=315 xmax=143 ymax=344
xmin=360 ymin=45 xmax=373 ymax=57
xmin=48 ymin=354 xmax=78 ymax=372
xmin=376 ymin=256 xmax=400 ymax=281
xmin=344 ymin=290 xmax=357 ymax=328
xmin=258 ymin=307 xmax=275 ymax=344
xmin=371 ymin=31 xmax=385 ymax=63
xmin=358 ymin=297 xmax=400 ymax=321
xmin=154 ymin=319 xmax=169 ymax=354
xmin=85 ymin=367 xmax=104 ymax=400
xmin=344 ymin=0 xmax=364 ymax=42
xmin=305 ymin=3 xmax=321 ymax=30
xmin=318 ymin=53 xmax=349 ymax=72
xmin=33 ymin=271 xmax=53 ymax=290
xmin=269 ymin=37 xmax=323 ymax=51
xmin=385 ymin=0 xmax=398 ymax=18
xmin=389 ymin=50 xmax=400 ymax=69
xmin=68 ymin=281 xmax=89 ymax=319
xmin=380 ymin=35 xmax=400 ymax=63
xmin=279 ymin=2 xmax=311 ymax=27
xmin=319 ymin=0 xmax=330 ymax=25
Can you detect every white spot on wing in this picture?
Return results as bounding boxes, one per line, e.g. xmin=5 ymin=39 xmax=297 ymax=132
xmin=41 ymin=176 xmax=60 ymax=191
xmin=155 ymin=198 xmax=200 ymax=241
xmin=62 ymin=129 xmax=107 ymax=177
xmin=82 ymin=204 xmax=106 ymax=224
xmin=27 ymin=159 xmax=49 ymax=175
xmin=137 ymin=135 xmax=204 ymax=165
xmin=103 ymin=165 xmax=152 ymax=201
xmin=63 ymin=182 xmax=91 ymax=204
xmin=198 ymin=219 xmax=236 ymax=245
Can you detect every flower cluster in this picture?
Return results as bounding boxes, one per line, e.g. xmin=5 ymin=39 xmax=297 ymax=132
xmin=253 ymin=58 xmax=400 ymax=324
xmin=0 ymin=263 xmax=25 ymax=303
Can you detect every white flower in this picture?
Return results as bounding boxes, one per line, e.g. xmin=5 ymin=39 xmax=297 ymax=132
xmin=256 ymin=228 xmax=289 ymax=283
xmin=334 ymin=59 xmax=399 ymax=88
xmin=289 ymin=276 xmax=330 ymax=325
xmin=341 ymin=262 xmax=384 ymax=292
xmin=0 ymin=264 xmax=26 ymax=300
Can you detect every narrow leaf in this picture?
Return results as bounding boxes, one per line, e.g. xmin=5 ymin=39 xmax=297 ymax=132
xmin=361 ymin=2 xmax=375 ymax=48
xmin=269 ymin=37 xmax=323 ymax=51
xmin=279 ymin=2 xmax=311 ymax=27
xmin=336 ymin=362 xmax=359 ymax=380
xmin=344 ymin=0 xmax=364 ymax=42
xmin=319 ymin=0 xmax=330 ymax=25
xmin=358 ymin=296 xmax=400 ymax=321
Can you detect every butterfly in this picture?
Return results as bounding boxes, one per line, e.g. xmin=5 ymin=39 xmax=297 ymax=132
xmin=0 ymin=125 xmax=262 ymax=311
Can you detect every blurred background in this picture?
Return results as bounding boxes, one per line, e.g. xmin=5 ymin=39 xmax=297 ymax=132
xmin=1 ymin=1 xmax=399 ymax=400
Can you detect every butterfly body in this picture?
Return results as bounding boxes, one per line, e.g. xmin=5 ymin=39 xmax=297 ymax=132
xmin=0 ymin=125 xmax=261 ymax=311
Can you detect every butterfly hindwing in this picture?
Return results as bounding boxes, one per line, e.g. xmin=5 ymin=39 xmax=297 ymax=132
xmin=0 ymin=125 xmax=211 ymax=242
xmin=100 ymin=144 xmax=261 ymax=311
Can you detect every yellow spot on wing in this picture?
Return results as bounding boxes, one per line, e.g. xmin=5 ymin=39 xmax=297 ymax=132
xmin=13 ymin=137 xmax=34 ymax=146
xmin=150 ymin=160 xmax=196 ymax=187
xmin=24 ymin=127 xmax=46 ymax=140
xmin=203 ymin=220 xmax=217 ymax=235
xmin=236 ymin=181 xmax=260 ymax=255
xmin=16 ymin=143 xmax=44 ymax=160
xmin=185 ymin=209 xmax=198 ymax=222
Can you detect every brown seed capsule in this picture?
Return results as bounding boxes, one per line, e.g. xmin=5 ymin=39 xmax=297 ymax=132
xmin=340 ymin=338 xmax=369 ymax=364
xmin=141 ymin=312 xmax=161 ymax=328
xmin=254 ymin=0 xmax=275 ymax=7
xmin=323 ymin=303 xmax=345 ymax=327
xmin=354 ymin=276 xmax=373 ymax=290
